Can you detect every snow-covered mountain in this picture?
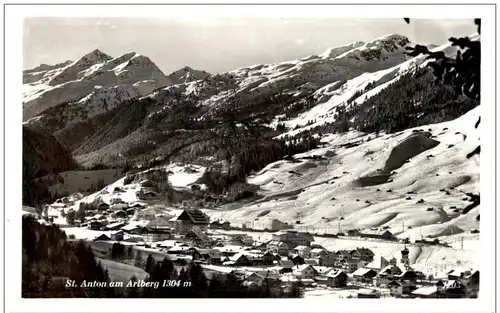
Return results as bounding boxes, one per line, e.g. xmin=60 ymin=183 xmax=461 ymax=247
xmin=30 ymin=33 xmax=480 ymax=270
xmin=146 ymin=34 xmax=414 ymax=113
xmin=22 ymin=49 xmax=173 ymax=122
xmin=168 ymin=66 xmax=211 ymax=85
xmin=23 ymin=33 xmax=479 ymax=175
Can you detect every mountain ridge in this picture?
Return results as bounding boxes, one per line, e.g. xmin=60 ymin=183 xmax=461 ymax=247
xmin=23 ymin=33 xmax=478 ymax=175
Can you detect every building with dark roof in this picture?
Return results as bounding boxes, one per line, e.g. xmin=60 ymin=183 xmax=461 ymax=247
xmin=174 ymin=209 xmax=210 ymax=235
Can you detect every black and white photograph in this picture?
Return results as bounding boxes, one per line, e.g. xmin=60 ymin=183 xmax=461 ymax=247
xmin=3 ymin=3 xmax=497 ymax=312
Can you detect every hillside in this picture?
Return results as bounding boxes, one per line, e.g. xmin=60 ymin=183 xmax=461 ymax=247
xmin=23 ymin=33 xmax=479 ymax=219
xmin=22 ymin=126 xmax=77 ymax=206
xmin=210 ymin=106 xmax=480 ymax=235
xmin=23 ymin=34 xmax=418 ymax=166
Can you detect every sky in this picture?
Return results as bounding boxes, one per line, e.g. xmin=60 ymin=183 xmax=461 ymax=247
xmin=23 ymin=18 xmax=476 ymax=74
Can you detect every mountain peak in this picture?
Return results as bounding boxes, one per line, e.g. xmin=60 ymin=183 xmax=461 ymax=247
xmin=168 ymin=66 xmax=210 ymax=84
xmin=367 ymin=34 xmax=410 ymax=50
xmin=320 ymin=41 xmax=366 ymax=59
xmin=80 ymin=49 xmax=113 ymax=63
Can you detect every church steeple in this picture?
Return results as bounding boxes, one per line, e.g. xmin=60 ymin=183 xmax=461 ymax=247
xmin=400 ymin=246 xmax=410 ymax=268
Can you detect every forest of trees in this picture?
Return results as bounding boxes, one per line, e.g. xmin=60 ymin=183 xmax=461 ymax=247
xmin=351 ymin=68 xmax=479 ymax=133
xmin=289 ymin=67 xmax=479 ymax=140
xmin=22 ymin=215 xmax=115 ymax=297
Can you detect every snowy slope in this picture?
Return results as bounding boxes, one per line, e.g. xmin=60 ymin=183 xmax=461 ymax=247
xmin=22 ymin=50 xmax=172 ymax=122
xmin=278 ymin=39 xmax=457 ymax=135
xmin=206 ymin=106 xmax=480 ymax=242
xmin=146 ymin=34 xmax=414 ymax=113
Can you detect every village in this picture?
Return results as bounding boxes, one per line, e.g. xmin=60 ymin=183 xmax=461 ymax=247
xmin=37 ymin=190 xmax=480 ymax=299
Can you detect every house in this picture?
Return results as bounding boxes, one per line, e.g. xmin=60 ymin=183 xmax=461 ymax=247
xmin=105 ymin=221 xmax=127 ymax=231
xmin=216 ymin=245 xmax=243 ymax=257
xmin=129 ymin=203 xmax=146 ymax=209
xmin=190 ymin=248 xmax=222 ymax=265
xmin=335 ymin=250 xmax=351 ymax=262
xmin=341 ymin=259 xmax=364 ymax=273
xmin=394 ymin=268 xmax=418 ymax=282
xmin=148 ymin=214 xmax=175 ymax=229
xmin=304 ymin=258 xmax=321 ymax=266
xmin=228 ymin=238 xmax=246 ymax=246
xmin=97 ymin=202 xmax=110 ymax=211
xmin=292 ymin=264 xmax=317 ymax=279
xmin=110 ymin=198 xmax=124 ymax=205
xmin=210 ymin=221 xmax=231 ymax=230
xmin=185 ymin=229 xmax=211 ymax=247
xmin=352 ymin=268 xmax=377 ymax=283
xmin=167 ymin=246 xmax=190 ymax=255
xmin=136 ymin=207 xmax=166 ymax=220
xmin=110 ymin=230 xmax=124 ymax=241
xmin=310 ymin=248 xmax=327 ymax=259
xmin=111 ymin=203 xmax=129 ymax=211
xmin=137 ymin=189 xmax=160 ymax=201
xmin=289 ymin=254 xmax=305 ymax=265
xmin=261 ymin=251 xmax=275 ymax=265
xmin=93 ymin=234 xmax=111 ymax=241
xmin=243 ymin=273 xmax=264 ymax=286
xmin=248 ymin=250 xmax=274 ymax=266
xmin=98 ymin=214 xmax=108 ymax=221
xmin=224 ymin=253 xmax=253 ymax=266
xmin=253 ymin=217 xmax=292 ymax=232
xmin=325 ymin=269 xmax=348 ymax=287
xmin=347 ymin=229 xmax=361 ymax=236
xmin=314 ymin=276 xmax=329 ymax=287
xmin=350 ymin=248 xmax=375 ymax=263
xmin=294 ymin=245 xmax=311 ymax=258
xmin=388 ymin=280 xmax=403 ymax=297
xmin=272 ymin=231 xmax=288 ymax=242
xmin=122 ymin=236 xmax=144 ymax=244
xmin=121 ymin=221 xmax=149 ymax=234
xmin=220 ymin=221 xmax=231 ymax=230
xmin=126 ymin=208 xmax=136 ymax=217
xmin=373 ymin=265 xmax=403 ymax=287
xmin=379 ymin=264 xmax=402 ymax=276
xmin=156 ymin=240 xmax=181 ymax=249
xmin=210 ymin=221 xmax=222 ymax=229
xmin=411 ymin=286 xmax=440 ymax=299
xmin=319 ymin=252 xmax=337 ymax=267
xmin=89 ymin=220 xmax=102 ymax=230
xmin=227 ymin=234 xmax=254 ymax=246
xmin=244 ymin=253 xmax=262 ymax=266
xmin=271 ymin=230 xmax=314 ymax=249
xmin=360 ymin=229 xmax=395 ymax=240
xmin=357 ymin=289 xmax=380 ymax=298
xmin=113 ymin=187 xmax=124 ymax=193
xmin=266 ymin=241 xmax=289 ymax=256
xmin=278 ymin=259 xmax=295 ymax=273
xmin=365 ymin=255 xmax=390 ymax=272
xmin=115 ymin=210 xmax=127 ymax=219
xmin=173 ymin=209 xmax=210 ymax=235
xmin=141 ymin=227 xmax=172 ymax=242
